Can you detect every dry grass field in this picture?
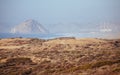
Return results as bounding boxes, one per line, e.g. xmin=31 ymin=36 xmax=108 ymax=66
xmin=0 ymin=37 xmax=120 ymax=75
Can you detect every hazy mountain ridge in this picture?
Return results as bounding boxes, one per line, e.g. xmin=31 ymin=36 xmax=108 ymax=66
xmin=50 ymin=22 xmax=120 ymax=33
xmin=10 ymin=19 xmax=49 ymax=34
xmin=98 ymin=22 xmax=120 ymax=33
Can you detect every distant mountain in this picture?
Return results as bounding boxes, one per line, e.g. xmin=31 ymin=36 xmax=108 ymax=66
xmin=10 ymin=19 xmax=49 ymax=34
xmin=91 ymin=22 xmax=120 ymax=33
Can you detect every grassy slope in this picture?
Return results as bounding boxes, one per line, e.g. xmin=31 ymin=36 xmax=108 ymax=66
xmin=0 ymin=37 xmax=120 ymax=75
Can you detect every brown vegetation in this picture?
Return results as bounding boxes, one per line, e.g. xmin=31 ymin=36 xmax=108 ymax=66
xmin=0 ymin=37 xmax=120 ymax=75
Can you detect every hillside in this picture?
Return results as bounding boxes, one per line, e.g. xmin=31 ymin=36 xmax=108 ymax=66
xmin=0 ymin=37 xmax=120 ymax=75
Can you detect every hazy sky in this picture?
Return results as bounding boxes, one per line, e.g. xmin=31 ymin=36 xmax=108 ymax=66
xmin=0 ymin=0 xmax=120 ymax=33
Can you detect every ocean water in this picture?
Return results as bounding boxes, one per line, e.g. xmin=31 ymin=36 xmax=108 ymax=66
xmin=0 ymin=33 xmax=107 ymax=39
xmin=0 ymin=33 xmax=105 ymax=39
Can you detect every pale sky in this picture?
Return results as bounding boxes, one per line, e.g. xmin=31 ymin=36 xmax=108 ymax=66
xmin=0 ymin=0 xmax=120 ymax=33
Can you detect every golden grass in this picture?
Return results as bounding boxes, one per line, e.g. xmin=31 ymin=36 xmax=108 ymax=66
xmin=0 ymin=38 xmax=120 ymax=75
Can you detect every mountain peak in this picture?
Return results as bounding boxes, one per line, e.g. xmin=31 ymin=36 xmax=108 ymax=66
xmin=25 ymin=19 xmax=36 ymax=23
xmin=10 ymin=19 xmax=49 ymax=34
